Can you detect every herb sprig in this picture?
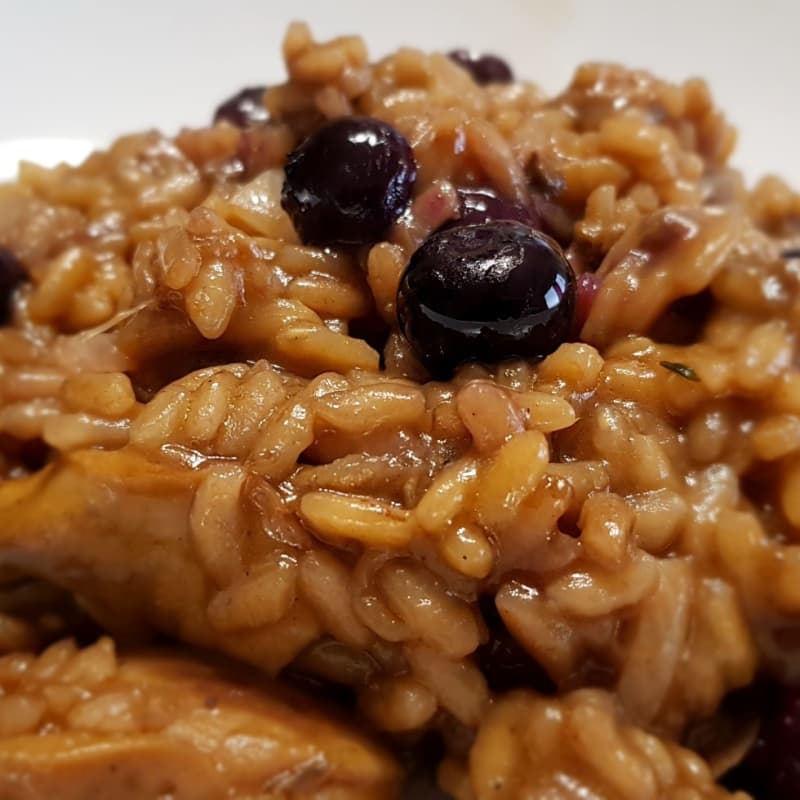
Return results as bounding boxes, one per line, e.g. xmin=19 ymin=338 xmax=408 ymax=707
xmin=660 ymin=360 xmax=700 ymax=382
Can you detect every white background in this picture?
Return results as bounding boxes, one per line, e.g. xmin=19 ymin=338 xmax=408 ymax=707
xmin=0 ymin=0 xmax=798 ymax=185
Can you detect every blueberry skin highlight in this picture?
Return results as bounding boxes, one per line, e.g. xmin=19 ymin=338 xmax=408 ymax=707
xmin=281 ymin=117 xmax=416 ymax=246
xmin=213 ymin=86 xmax=270 ymax=127
xmin=397 ymin=221 xmax=576 ymax=377
xmin=448 ymin=50 xmax=514 ymax=85
xmin=448 ymin=187 xmax=535 ymax=229
xmin=0 ymin=248 xmax=27 ymax=326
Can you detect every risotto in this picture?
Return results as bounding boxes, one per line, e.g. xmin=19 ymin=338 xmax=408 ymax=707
xmin=0 ymin=21 xmax=799 ymax=799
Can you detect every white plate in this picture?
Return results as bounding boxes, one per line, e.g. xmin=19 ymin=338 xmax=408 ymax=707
xmin=2 ymin=0 xmax=798 ymax=185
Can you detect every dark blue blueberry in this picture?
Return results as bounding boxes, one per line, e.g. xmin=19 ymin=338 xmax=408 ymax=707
xmin=448 ymin=50 xmax=514 ymax=85
xmin=397 ymin=221 xmax=575 ymax=377
xmin=281 ymin=117 xmax=416 ymax=246
xmin=444 ymin=187 xmax=566 ymax=245
xmin=450 ymin=187 xmax=535 ymax=228
xmin=213 ymin=86 xmax=269 ymax=127
xmin=477 ymin=595 xmax=556 ymax=694
xmin=0 ymin=248 xmax=27 ymax=325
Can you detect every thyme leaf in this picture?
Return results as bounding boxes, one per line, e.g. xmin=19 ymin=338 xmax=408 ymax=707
xmin=660 ymin=360 xmax=700 ymax=382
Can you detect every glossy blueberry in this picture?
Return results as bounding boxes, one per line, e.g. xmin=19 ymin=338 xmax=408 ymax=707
xmin=213 ymin=86 xmax=270 ymax=127
xmin=0 ymin=248 xmax=27 ymax=325
xmin=397 ymin=221 xmax=575 ymax=377
xmin=448 ymin=50 xmax=514 ymax=85
xmin=281 ymin=117 xmax=416 ymax=246
xmin=449 ymin=187 xmax=535 ymax=228
xmin=725 ymin=686 xmax=800 ymax=799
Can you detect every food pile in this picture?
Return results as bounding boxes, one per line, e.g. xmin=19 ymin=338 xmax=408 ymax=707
xmin=1 ymin=21 xmax=800 ymax=799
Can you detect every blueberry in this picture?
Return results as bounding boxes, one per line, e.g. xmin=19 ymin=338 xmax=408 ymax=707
xmin=281 ymin=117 xmax=416 ymax=246
xmin=449 ymin=187 xmax=535 ymax=228
xmin=448 ymin=50 xmax=514 ymax=85
xmin=725 ymin=686 xmax=800 ymax=799
xmin=477 ymin=596 xmax=556 ymax=694
xmin=397 ymin=221 xmax=575 ymax=377
xmin=446 ymin=187 xmax=563 ymax=243
xmin=0 ymin=248 xmax=27 ymax=325
xmin=213 ymin=86 xmax=269 ymax=128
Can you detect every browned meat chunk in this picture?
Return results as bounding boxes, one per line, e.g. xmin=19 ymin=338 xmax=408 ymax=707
xmin=0 ymin=637 xmax=400 ymax=799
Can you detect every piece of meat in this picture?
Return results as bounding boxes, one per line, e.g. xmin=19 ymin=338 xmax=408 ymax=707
xmin=0 ymin=448 xmax=320 ymax=675
xmin=0 ymin=637 xmax=400 ymax=799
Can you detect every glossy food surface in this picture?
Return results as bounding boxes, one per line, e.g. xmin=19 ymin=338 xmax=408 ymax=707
xmin=2 ymin=19 xmax=800 ymax=800
xmin=449 ymin=187 xmax=535 ymax=228
xmin=0 ymin=637 xmax=400 ymax=800
xmin=447 ymin=49 xmax=514 ymax=84
xmin=397 ymin=221 xmax=576 ymax=376
xmin=213 ymin=86 xmax=270 ymax=127
xmin=281 ymin=117 xmax=416 ymax=246
xmin=0 ymin=247 xmax=27 ymax=325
